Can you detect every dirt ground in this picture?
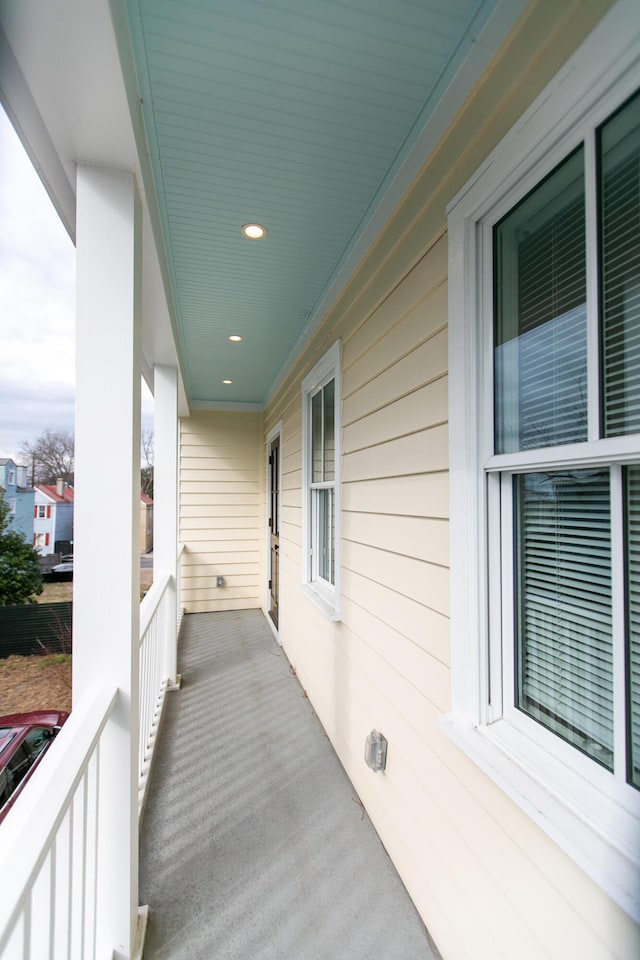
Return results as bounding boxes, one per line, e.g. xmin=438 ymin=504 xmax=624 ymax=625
xmin=0 ymin=569 xmax=154 ymax=717
xmin=0 ymin=654 xmax=72 ymax=715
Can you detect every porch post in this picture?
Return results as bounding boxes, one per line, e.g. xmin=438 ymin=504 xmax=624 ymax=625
xmin=153 ymin=363 xmax=179 ymax=683
xmin=73 ymin=165 xmax=141 ymax=959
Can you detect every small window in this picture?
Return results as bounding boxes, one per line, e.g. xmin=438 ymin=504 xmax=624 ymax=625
xmin=38 ymin=505 xmax=46 ymax=519
xmin=7 ymin=744 xmax=32 ymax=792
xmin=7 ymin=470 xmax=15 ymax=485
xmin=23 ymin=727 xmax=53 ymax=762
xmin=302 ymin=342 xmax=341 ymax=617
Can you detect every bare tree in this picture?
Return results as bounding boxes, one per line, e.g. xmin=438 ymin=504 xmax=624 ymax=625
xmin=21 ymin=429 xmax=74 ymax=486
xmin=141 ymin=428 xmax=154 ymax=499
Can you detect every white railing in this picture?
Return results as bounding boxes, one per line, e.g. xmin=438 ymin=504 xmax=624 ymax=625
xmin=138 ymin=571 xmax=177 ymax=815
xmin=0 ymin=686 xmax=118 ymax=960
xmin=176 ymin=542 xmax=185 ymax=636
xmin=0 ymin=557 xmax=184 ymax=958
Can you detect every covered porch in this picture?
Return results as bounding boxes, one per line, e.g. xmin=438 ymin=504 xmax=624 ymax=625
xmin=139 ymin=609 xmax=439 ymax=960
xmin=2 ymin=2 xmax=637 ymax=959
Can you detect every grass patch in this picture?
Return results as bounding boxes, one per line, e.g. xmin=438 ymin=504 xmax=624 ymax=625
xmin=40 ymin=654 xmax=72 ymax=668
xmin=37 ymin=581 xmax=73 ymax=603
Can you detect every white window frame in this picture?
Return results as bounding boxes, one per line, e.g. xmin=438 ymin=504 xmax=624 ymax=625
xmin=301 ymin=340 xmax=341 ymax=620
xmin=445 ymin=0 xmax=640 ymax=922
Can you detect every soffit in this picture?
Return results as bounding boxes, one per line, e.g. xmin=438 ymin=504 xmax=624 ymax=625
xmin=124 ymin=0 xmax=501 ymax=406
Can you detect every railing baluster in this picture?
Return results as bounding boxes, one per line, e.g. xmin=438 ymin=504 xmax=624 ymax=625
xmin=22 ymin=893 xmax=30 ymax=959
xmin=138 ymin=572 xmax=178 ymax=815
xmin=49 ymin=843 xmax=56 ymax=960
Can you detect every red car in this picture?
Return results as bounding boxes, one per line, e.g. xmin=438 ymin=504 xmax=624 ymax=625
xmin=0 ymin=710 xmax=69 ymax=824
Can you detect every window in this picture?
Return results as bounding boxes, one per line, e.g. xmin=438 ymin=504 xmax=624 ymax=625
xmin=447 ymin=7 xmax=640 ymax=920
xmin=37 ymin=505 xmax=46 ymax=519
xmin=302 ymin=341 xmax=341 ymax=618
xmin=8 ymin=499 xmax=16 ymax=515
xmin=7 ymin=470 xmax=15 ymax=486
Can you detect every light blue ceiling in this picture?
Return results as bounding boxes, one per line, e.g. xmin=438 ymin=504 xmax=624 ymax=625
xmin=125 ymin=0 xmax=498 ymax=405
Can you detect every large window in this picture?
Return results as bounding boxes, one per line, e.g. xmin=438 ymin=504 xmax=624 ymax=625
xmin=302 ymin=342 xmax=341 ymax=617
xmin=447 ymin=10 xmax=640 ymax=919
xmin=492 ymin=93 xmax=640 ymax=786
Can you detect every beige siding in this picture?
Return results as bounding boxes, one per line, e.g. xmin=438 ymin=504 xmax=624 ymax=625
xmin=179 ymin=411 xmax=263 ymax=612
xmin=259 ymin=3 xmax=640 ymax=959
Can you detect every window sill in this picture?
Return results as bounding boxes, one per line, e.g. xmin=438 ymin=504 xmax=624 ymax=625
xmin=299 ymin=583 xmax=341 ymax=622
xmin=440 ymin=714 xmax=640 ymax=923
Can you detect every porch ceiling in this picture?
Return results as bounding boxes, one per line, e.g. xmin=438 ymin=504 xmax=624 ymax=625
xmin=122 ymin=0 xmax=499 ymax=407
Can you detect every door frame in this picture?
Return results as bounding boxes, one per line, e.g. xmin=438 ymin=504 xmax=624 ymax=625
xmin=265 ymin=421 xmax=283 ymax=638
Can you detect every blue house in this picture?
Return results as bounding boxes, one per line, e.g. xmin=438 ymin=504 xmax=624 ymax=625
xmin=0 ymin=458 xmax=34 ymax=542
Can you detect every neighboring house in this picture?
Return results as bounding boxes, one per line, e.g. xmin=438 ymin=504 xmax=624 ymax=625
xmin=33 ymin=481 xmax=74 ymax=556
xmin=1 ymin=3 xmax=639 ymax=959
xmin=140 ymin=492 xmax=153 ymax=554
xmin=0 ymin=458 xmax=34 ymax=542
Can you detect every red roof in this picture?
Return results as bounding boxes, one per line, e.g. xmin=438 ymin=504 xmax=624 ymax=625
xmin=35 ymin=484 xmax=74 ymax=503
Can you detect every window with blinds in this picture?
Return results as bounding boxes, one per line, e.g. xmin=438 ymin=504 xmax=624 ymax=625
xmin=625 ymin=465 xmax=640 ymax=789
xmin=515 ymin=470 xmax=613 ymax=768
xmin=492 ymin=88 xmax=640 ymax=790
xmin=308 ymin=374 xmax=337 ymax=587
xmin=601 ymin=92 xmax=640 ymax=437
xmin=494 ymin=149 xmax=587 ymax=453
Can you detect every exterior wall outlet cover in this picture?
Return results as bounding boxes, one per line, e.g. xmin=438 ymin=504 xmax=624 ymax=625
xmin=364 ymin=730 xmax=387 ymax=773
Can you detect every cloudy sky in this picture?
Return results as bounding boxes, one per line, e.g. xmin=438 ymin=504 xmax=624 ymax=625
xmin=0 ymin=106 xmax=76 ymax=462
xmin=0 ymin=106 xmax=153 ymax=466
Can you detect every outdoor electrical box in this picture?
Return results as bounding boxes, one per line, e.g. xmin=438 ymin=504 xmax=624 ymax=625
xmin=364 ymin=730 xmax=388 ymax=773
xmin=216 ymin=576 xmax=225 ymax=587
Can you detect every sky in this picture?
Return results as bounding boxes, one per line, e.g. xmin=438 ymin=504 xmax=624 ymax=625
xmin=0 ymin=106 xmax=76 ymax=462
xmin=0 ymin=106 xmax=153 ymax=466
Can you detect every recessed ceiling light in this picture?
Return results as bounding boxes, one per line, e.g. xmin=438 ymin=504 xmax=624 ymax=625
xmin=241 ymin=223 xmax=266 ymax=240
xmin=222 ymin=379 xmax=233 ymax=384
xmin=228 ymin=334 xmax=243 ymax=342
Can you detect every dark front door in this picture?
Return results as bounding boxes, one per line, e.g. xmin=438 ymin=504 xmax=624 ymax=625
xmin=269 ymin=435 xmax=280 ymax=628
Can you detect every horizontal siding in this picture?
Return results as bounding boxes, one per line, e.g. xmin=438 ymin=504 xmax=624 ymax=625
xmin=341 ymin=473 xmax=449 ymax=518
xmin=258 ymin=3 xmax=636 ymax=960
xmin=342 ymin=422 xmax=449 ymax=482
xmin=179 ymin=410 xmax=263 ymax=613
xmin=342 ymin=512 xmax=449 ymax=566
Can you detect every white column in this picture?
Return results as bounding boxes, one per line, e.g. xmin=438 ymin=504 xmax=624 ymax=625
xmin=73 ymin=165 xmax=141 ymax=960
xmin=153 ymin=364 xmax=179 ymax=682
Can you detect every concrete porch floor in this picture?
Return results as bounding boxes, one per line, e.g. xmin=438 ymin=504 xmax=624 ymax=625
xmin=139 ymin=609 xmax=441 ymax=960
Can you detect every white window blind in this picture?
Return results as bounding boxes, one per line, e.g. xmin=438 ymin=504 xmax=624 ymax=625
xmin=515 ymin=470 xmax=613 ymax=768
xmin=494 ymin=149 xmax=587 ymax=453
xmin=601 ymin=92 xmax=640 ymax=437
xmin=625 ymin=465 xmax=640 ymax=788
